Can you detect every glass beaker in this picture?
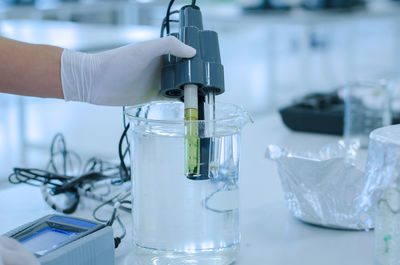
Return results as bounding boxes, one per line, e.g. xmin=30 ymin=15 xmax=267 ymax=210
xmin=361 ymin=125 xmax=400 ymax=265
xmin=125 ymin=101 xmax=251 ymax=265
xmin=343 ymin=81 xmax=391 ymax=148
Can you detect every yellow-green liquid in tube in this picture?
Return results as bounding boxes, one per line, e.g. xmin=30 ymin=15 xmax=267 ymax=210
xmin=184 ymin=108 xmax=200 ymax=176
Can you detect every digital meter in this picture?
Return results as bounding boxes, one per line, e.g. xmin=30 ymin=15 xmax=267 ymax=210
xmin=4 ymin=215 xmax=115 ymax=265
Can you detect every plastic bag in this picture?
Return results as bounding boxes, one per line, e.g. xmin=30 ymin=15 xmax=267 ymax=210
xmin=266 ymin=140 xmax=372 ymax=230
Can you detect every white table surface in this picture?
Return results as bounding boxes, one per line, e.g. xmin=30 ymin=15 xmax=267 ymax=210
xmin=0 ymin=19 xmax=159 ymax=52
xmin=0 ymin=112 xmax=374 ymax=265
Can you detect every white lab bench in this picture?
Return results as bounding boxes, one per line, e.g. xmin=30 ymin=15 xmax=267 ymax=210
xmin=0 ymin=112 xmax=374 ymax=265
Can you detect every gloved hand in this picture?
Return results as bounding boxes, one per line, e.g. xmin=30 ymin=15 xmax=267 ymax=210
xmin=0 ymin=237 xmax=40 ymax=265
xmin=61 ymin=36 xmax=196 ymax=106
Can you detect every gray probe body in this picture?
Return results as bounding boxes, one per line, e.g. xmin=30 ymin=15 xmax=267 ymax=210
xmin=161 ymin=5 xmax=224 ymax=180
xmin=161 ymin=5 xmax=225 ymax=99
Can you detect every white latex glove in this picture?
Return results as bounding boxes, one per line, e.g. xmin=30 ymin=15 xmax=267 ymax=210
xmin=0 ymin=237 xmax=40 ymax=265
xmin=61 ymin=36 xmax=196 ymax=106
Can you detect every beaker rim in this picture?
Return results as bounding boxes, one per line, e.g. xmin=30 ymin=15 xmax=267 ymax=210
xmin=124 ymin=101 xmax=253 ymax=126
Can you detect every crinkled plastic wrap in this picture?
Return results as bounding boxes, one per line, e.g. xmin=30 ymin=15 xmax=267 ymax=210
xmin=358 ymin=125 xmax=400 ymax=229
xmin=266 ymin=140 xmax=373 ymax=230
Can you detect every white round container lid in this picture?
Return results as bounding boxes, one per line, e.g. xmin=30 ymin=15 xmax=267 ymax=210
xmin=370 ymin=125 xmax=400 ymax=146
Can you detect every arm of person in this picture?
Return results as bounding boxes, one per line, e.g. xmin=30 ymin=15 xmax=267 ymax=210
xmin=0 ymin=35 xmax=196 ymax=106
xmin=0 ymin=37 xmax=63 ymax=98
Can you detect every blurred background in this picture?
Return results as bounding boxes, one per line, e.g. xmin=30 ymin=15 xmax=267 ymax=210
xmin=0 ymin=0 xmax=399 ymax=182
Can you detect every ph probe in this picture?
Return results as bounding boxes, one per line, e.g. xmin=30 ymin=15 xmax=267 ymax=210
xmin=161 ymin=4 xmax=225 ymax=180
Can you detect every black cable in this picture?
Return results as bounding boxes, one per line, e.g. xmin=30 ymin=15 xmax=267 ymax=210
xmin=93 ymin=196 xmax=117 ymax=223
xmin=51 ymin=172 xmax=109 ymax=195
xmin=41 ymin=185 xmax=80 ymax=214
xmin=122 ymin=107 xmax=129 ymax=152
xmin=161 ymin=19 xmax=179 ymax=37
xmin=161 ymin=0 xmax=197 ymax=36
xmin=113 ymin=216 xmax=126 ymax=248
xmin=47 ymin=133 xmax=81 ymax=176
xmin=118 ymin=123 xmax=130 ymax=183
xmin=120 ymin=107 xmax=131 ymax=184
xmin=9 ymin=132 xmax=132 ymax=247
xmin=116 ymin=216 xmax=126 ymax=239
xmin=122 ymin=106 xmax=127 ymax=128
xmin=165 ymin=0 xmax=176 ymax=35
xmin=9 ymin=168 xmax=72 ymax=187
xmin=160 ymin=10 xmax=180 ymax=37
xmin=48 ymin=133 xmax=66 ymax=174
xmin=93 ymin=193 xmax=130 ymax=248
xmin=9 ymin=132 xmax=131 ymax=206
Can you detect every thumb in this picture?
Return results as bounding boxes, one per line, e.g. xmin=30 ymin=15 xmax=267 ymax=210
xmin=158 ymin=36 xmax=196 ymax=58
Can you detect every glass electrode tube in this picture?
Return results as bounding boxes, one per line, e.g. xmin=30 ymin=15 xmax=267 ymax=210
xmin=184 ymin=84 xmax=200 ymax=177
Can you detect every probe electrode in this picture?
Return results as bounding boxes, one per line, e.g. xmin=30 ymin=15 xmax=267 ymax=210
xmin=161 ymin=4 xmax=225 ymax=180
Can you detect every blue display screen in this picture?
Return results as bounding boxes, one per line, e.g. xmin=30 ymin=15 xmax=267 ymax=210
xmin=20 ymin=227 xmax=80 ymax=256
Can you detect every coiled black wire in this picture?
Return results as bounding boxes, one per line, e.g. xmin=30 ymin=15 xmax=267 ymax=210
xmin=9 ymin=131 xmax=131 ymax=208
xmin=163 ymin=0 xmax=198 ymax=37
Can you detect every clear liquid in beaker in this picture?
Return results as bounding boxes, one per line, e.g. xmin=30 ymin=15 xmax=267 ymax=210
xmin=130 ymin=127 xmax=240 ymax=265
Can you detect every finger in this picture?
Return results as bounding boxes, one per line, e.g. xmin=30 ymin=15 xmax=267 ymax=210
xmin=1 ymin=248 xmax=40 ymax=265
xmin=0 ymin=237 xmax=20 ymax=250
xmin=160 ymin=36 xmax=196 ymax=58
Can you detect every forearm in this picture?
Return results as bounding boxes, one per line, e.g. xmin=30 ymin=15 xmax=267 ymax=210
xmin=0 ymin=37 xmax=63 ymax=98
